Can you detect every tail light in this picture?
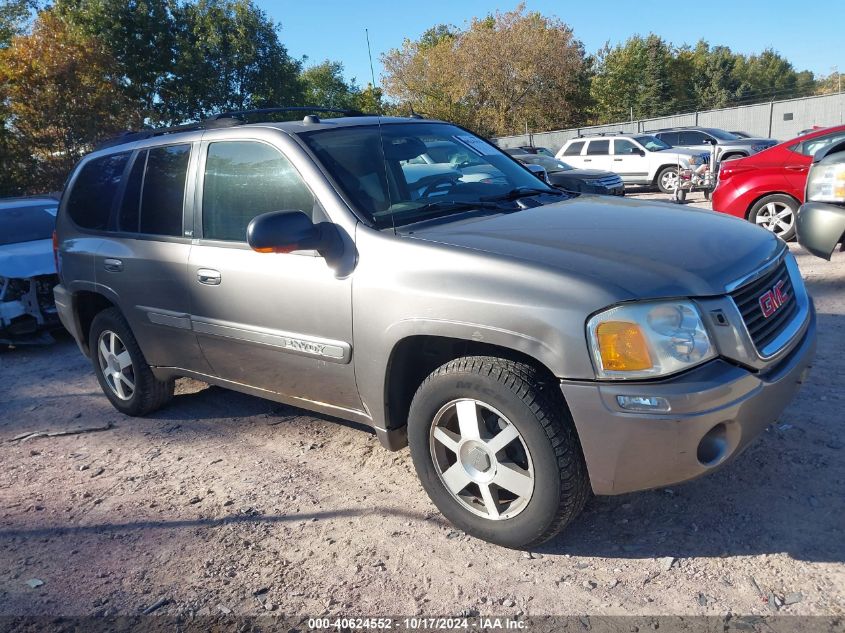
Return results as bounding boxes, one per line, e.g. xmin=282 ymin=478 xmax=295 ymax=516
xmin=52 ymin=230 xmax=61 ymax=275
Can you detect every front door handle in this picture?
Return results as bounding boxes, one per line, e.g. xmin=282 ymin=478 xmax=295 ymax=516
xmin=613 ymin=158 xmax=623 ymax=161
xmin=583 ymin=159 xmax=592 ymax=162
xmin=785 ymin=165 xmax=808 ymax=171
xmin=197 ymin=269 xmax=221 ymax=285
xmin=103 ymin=258 xmax=123 ymax=272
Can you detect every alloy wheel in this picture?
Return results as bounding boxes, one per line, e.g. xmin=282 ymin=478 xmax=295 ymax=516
xmin=754 ymin=201 xmax=794 ymax=236
xmin=97 ymin=330 xmax=135 ymax=401
xmin=660 ymin=169 xmax=678 ymax=192
xmin=429 ymin=399 xmax=534 ymax=520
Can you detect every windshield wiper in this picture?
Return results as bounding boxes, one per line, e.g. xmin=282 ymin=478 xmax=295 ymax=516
xmin=481 ymin=186 xmax=562 ymax=202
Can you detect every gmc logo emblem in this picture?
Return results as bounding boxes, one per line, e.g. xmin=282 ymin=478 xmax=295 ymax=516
xmin=759 ymin=280 xmax=790 ymax=318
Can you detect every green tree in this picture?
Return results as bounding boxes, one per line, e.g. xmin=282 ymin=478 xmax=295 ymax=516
xmin=53 ymin=0 xmax=176 ymax=116
xmin=0 ymin=0 xmax=38 ymax=48
xmin=301 ymin=60 xmax=360 ymax=111
xmin=159 ymin=0 xmax=302 ymax=122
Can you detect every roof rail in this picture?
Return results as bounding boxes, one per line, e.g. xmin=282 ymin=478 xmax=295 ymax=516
xmin=209 ymin=106 xmax=366 ymax=121
xmin=575 ymin=131 xmax=626 ymax=138
xmin=95 ymin=105 xmax=368 ymax=151
xmin=95 ymin=117 xmax=242 ymax=151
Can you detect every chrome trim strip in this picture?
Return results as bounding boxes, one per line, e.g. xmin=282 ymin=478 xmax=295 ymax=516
xmin=724 ymin=247 xmax=787 ymax=293
xmin=191 ymin=316 xmax=352 ymax=364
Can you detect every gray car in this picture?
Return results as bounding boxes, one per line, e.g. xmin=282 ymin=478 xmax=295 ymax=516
xmin=653 ymin=127 xmax=778 ymax=161
xmin=54 ymin=110 xmax=816 ymax=548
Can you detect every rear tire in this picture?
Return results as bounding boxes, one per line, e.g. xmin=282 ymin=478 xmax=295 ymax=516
xmin=407 ymin=356 xmax=590 ymax=549
xmin=747 ymin=194 xmax=798 ymax=241
xmin=656 ymin=166 xmax=679 ymax=194
xmin=89 ymin=308 xmax=174 ymax=416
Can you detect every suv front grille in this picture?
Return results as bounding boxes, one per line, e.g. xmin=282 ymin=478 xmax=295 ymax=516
xmin=730 ymin=258 xmax=798 ymax=354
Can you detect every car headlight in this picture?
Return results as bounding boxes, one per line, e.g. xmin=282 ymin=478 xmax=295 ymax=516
xmin=806 ymin=157 xmax=845 ymax=203
xmin=586 ymin=301 xmax=716 ymax=379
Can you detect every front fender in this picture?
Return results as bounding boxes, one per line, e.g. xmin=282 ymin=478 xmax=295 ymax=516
xmin=797 ymin=202 xmax=845 ymax=259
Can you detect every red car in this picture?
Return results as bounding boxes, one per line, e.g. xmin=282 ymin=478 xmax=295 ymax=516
xmin=712 ymin=125 xmax=845 ymax=240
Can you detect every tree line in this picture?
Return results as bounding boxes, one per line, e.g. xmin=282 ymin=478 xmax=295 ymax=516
xmin=1 ymin=2 xmax=838 ymax=197
xmin=0 ymin=0 xmax=381 ymax=196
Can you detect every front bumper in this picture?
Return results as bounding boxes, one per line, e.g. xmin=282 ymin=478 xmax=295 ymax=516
xmin=796 ymin=201 xmax=845 ymax=260
xmin=561 ymin=304 xmax=816 ymax=495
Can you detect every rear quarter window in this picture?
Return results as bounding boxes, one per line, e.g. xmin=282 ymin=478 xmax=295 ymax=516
xmin=65 ymin=152 xmax=131 ymax=230
xmin=563 ymin=141 xmax=584 ymax=156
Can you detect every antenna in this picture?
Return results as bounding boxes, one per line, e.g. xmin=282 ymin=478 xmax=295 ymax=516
xmin=365 ymin=28 xmax=394 ymax=233
xmin=365 ymin=28 xmax=377 ymax=93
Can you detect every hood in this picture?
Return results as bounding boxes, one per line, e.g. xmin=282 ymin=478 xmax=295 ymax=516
xmin=0 ymin=238 xmax=55 ymax=279
xmin=405 ymin=196 xmax=783 ymax=298
xmin=551 ymin=168 xmax=616 ymax=179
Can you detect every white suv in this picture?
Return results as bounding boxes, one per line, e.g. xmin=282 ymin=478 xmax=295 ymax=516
xmin=556 ymin=134 xmax=707 ymax=193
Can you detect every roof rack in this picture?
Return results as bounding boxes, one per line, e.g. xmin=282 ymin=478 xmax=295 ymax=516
xmin=576 ymin=131 xmax=627 ymax=138
xmin=209 ymin=106 xmax=366 ymax=121
xmin=95 ymin=105 xmax=368 ymax=151
xmin=95 ymin=117 xmax=242 ymax=151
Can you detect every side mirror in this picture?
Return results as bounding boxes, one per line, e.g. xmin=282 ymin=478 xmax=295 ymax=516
xmin=636 ymin=149 xmax=646 ymax=156
xmin=247 ymin=210 xmax=338 ymax=257
xmin=525 ymin=163 xmax=549 ymax=183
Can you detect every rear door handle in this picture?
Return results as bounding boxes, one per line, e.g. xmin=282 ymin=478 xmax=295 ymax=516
xmin=103 ymin=258 xmax=123 ymax=272
xmin=583 ymin=159 xmax=592 ymax=162
xmin=613 ymin=158 xmax=623 ymax=162
xmin=197 ymin=268 xmax=221 ymax=285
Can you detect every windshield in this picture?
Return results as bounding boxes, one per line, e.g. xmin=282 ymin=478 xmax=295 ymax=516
xmin=520 ymin=155 xmax=573 ymax=171
xmin=0 ymin=200 xmax=58 ymax=246
xmin=300 ymin=122 xmax=558 ymax=228
xmin=706 ymin=128 xmax=741 ymax=141
xmin=633 ymin=135 xmax=671 ymax=151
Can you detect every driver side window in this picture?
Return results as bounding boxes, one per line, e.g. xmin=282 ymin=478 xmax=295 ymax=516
xmin=614 ymin=139 xmax=639 ymax=155
xmin=202 ymin=141 xmax=315 ymax=242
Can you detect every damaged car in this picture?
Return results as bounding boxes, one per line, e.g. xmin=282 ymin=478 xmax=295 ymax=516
xmin=0 ymin=195 xmax=62 ymax=344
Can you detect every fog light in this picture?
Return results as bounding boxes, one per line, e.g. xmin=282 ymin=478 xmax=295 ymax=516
xmin=616 ymin=395 xmax=671 ymax=412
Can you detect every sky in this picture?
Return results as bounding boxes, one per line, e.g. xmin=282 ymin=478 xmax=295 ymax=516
xmin=261 ymin=0 xmax=844 ymax=87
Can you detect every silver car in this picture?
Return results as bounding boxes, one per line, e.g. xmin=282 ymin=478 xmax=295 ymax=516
xmin=54 ymin=111 xmax=816 ymax=548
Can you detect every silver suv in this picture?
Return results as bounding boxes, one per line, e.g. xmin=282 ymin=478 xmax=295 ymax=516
xmin=652 ymin=127 xmax=778 ymax=161
xmin=54 ymin=109 xmax=816 ymax=548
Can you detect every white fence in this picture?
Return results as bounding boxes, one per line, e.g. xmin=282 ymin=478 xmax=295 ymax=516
xmin=494 ymin=92 xmax=845 ymax=153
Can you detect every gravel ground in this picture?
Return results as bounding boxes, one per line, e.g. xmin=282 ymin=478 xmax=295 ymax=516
xmin=1 ymin=193 xmax=843 ymax=621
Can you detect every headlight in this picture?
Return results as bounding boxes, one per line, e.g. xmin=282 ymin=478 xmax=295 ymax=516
xmin=587 ymin=301 xmax=716 ymax=379
xmin=806 ymin=158 xmax=845 ymax=203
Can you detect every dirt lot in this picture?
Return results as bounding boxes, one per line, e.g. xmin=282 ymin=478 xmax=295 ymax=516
xmin=1 ymin=193 xmax=843 ymax=621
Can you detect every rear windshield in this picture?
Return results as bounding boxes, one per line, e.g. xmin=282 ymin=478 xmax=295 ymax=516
xmin=0 ymin=200 xmax=58 ymax=245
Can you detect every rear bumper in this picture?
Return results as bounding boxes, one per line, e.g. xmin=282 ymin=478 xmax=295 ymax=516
xmin=53 ymin=284 xmax=87 ymax=355
xmin=796 ymin=201 xmax=845 ymax=260
xmin=561 ymin=304 xmax=816 ymax=495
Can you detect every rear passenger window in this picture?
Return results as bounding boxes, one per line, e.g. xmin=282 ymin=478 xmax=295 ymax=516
xmin=117 ymin=144 xmax=190 ymax=236
xmin=563 ymin=141 xmax=584 ymax=156
xmin=658 ymin=132 xmax=679 ymax=145
xmin=66 ymin=152 xmax=130 ymax=230
xmin=586 ymin=140 xmax=609 ymax=155
xmin=139 ymin=145 xmax=190 ymax=236
xmin=202 ymin=141 xmax=314 ymax=242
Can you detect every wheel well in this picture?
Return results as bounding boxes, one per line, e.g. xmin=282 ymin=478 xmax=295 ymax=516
xmin=384 ymin=335 xmax=557 ymax=431
xmin=745 ymin=192 xmax=799 ymax=219
xmin=720 ymin=151 xmax=747 ymax=161
xmin=75 ymin=291 xmax=115 ymax=354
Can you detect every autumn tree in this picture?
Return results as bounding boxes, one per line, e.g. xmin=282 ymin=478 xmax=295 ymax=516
xmin=382 ymin=6 xmax=589 ymax=136
xmin=0 ymin=11 xmax=143 ymax=192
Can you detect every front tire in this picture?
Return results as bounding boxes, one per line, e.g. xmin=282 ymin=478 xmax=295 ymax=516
xmin=89 ymin=308 xmax=174 ymax=416
xmin=656 ymin=166 xmax=679 ymax=194
xmin=407 ymin=356 xmax=589 ymax=549
xmin=747 ymin=194 xmax=798 ymax=241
